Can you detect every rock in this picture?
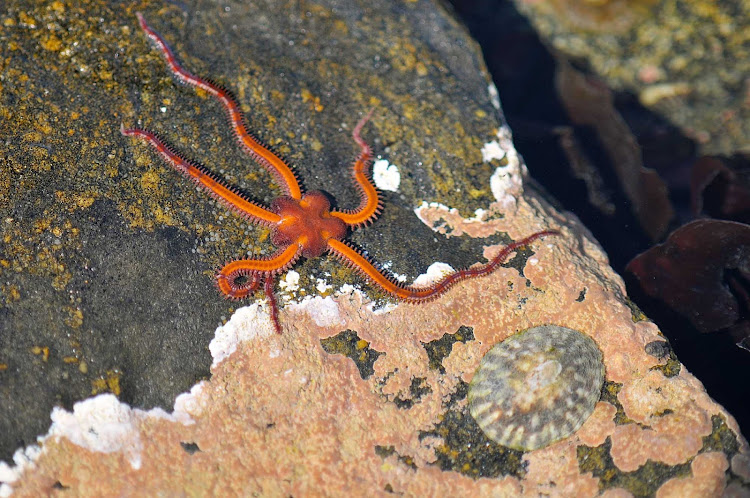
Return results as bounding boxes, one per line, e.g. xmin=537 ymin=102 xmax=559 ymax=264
xmin=511 ymin=0 xmax=750 ymax=156
xmin=1 ymin=0 xmax=748 ymax=496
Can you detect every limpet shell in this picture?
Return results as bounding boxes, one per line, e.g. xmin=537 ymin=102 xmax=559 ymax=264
xmin=468 ymin=325 xmax=605 ymax=451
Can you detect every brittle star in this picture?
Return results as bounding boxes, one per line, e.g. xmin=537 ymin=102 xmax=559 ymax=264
xmin=122 ymin=13 xmax=559 ymax=334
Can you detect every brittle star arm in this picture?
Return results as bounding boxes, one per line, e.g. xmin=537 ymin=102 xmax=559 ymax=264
xmin=121 ymin=126 xmax=281 ymax=226
xmin=327 ymin=230 xmax=559 ymax=302
xmin=135 ymin=12 xmax=303 ymax=200
xmin=216 ymin=243 xmax=302 ymax=299
xmin=330 ymin=110 xmax=383 ymax=227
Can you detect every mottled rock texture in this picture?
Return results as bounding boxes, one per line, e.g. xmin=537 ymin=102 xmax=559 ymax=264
xmin=0 ymin=0 xmax=501 ymax=463
xmin=7 ymin=204 xmax=750 ymax=496
xmin=512 ymin=0 xmax=750 ymax=156
xmin=1 ymin=0 xmax=748 ymax=496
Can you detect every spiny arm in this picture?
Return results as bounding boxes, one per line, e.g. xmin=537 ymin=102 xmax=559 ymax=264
xmin=327 ymin=230 xmax=559 ymax=302
xmin=134 ymin=12 xmax=302 ymax=199
xmin=330 ymin=110 xmax=382 ymax=227
xmin=121 ymin=126 xmax=281 ymax=226
xmin=215 ymin=243 xmax=302 ymax=299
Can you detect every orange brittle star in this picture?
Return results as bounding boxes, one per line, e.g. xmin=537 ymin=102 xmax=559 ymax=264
xmin=122 ymin=13 xmax=559 ymax=334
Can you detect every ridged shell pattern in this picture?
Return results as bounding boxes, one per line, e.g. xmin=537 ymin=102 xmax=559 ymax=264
xmin=468 ymin=325 xmax=605 ymax=451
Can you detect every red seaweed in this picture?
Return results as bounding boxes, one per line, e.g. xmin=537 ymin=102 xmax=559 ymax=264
xmin=626 ymin=219 xmax=750 ymax=350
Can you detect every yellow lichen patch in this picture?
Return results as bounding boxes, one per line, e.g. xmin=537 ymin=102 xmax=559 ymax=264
xmin=0 ymin=364 xmax=8 ymax=371
xmin=64 ymin=307 xmax=84 ymax=329
xmin=387 ymin=40 xmax=429 ymax=76
xmin=265 ymin=114 xmax=278 ymax=130
xmin=467 ymin=187 xmax=485 ymax=199
xmin=40 ymin=35 xmax=63 ymax=52
xmin=123 ymin=204 xmax=147 ymax=229
xmin=5 ymin=230 xmax=74 ymax=290
xmin=72 ymin=193 xmax=96 ymax=210
xmin=301 ymin=89 xmax=324 ymax=112
xmin=55 ymin=190 xmax=97 ymax=211
xmin=23 ymin=126 xmax=42 ymax=142
xmin=91 ymin=370 xmax=122 ymax=396
xmin=277 ymin=144 xmax=292 ymax=157
xmin=333 ymin=19 xmax=348 ymax=34
xmin=52 ymin=268 xmax=71 ymax=291
xmin=401 ymin=102 xmax=416 ymax=121
xmin=32 ymin=217 xmax=51 ymax=234
xmin=152 ymin=205 xmax=175 ymax=226
xmin=62 ymin=356 xmax=78 ymax=364
xmin=122 ymin=197 xmax=183 ymax=230
xmin=140 ymin=170 xmax=161 ymax=194
xmin=388 ymin=40 xmax=416 ymax=72
xmin=246 ymin=83 xmax=263 ymax=107
xmin=98 ymin=68 xmax=113 ymax=81
xmin=18 ymin=11 xmax=36 ymax=28
xmin=32 ymin=115 xmax=53 ymax=135
xmin=32 ymin=156 xmax=52 ymax=174
xmin=1 ymin=284 xmax=21 ymax=302
xmin=30 ymin=346 xmax=50 ymax=362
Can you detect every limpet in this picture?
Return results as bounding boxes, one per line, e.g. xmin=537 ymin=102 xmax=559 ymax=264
xmin=468 ymin=325 xmax=605 ymax=451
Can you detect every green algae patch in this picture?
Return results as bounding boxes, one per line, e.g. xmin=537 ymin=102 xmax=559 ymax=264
xmin=374 ymin=445 xmax=418 ymax=471
xmin=701 ymin=415 xmax=740 ymax=456
xmin=320 ymin=329 xmax=384 ymax=380
xmin=577 ymin=437 xmax=692 ymax=497
xmin=390 ymin=377 xmax=433 ymax=409
xmin=422 ymin=325 xmax=475 ymax=374
xmin=625 ymin=298 xmax=649 ymax=323
xmin=601 ymin=381 xmax=638 ymax=426
xmin=419 ymin=381 xmax=527 ymax=480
